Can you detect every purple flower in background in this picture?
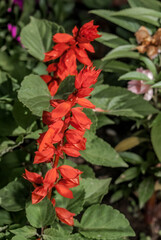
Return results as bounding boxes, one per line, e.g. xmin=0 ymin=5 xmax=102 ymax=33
xmin=8 ymin=24 xmax=17 ymax=38
xmin=12 ymin=0 xmax=23 ymax=9
xmin=7 ymin=0 xmax=23 ymax=12
xmin=127 ymin=68 xmax=153 ymax=101
xmin=7 ymin=23 xmax=21 ymax=43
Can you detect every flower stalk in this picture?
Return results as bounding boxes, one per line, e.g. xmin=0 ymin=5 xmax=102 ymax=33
xmin=23 ymin=20 xmax=101 ymax=226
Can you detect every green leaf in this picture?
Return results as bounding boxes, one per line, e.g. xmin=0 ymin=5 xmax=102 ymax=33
xmin=0 ymin=209 xmax=12 ymax=226
xmin=151 ymin=113 xmax=161 ymax=162
xmin=25 ymin=198 xmax=55 ymax=228
xmin=102 ymin=45 xmax=139 ymax=61
xmin=90 ymin=10 xmax=141 ymax=32
xmin=18 ymin=74 xmax=51 ymax=117
xmin=82 ymin=0 xmax=110 ymax=9
xmin=91 ymin=86 xmax=158 ymax=118
xmin=96 ymin=114 xmax=114 ymax=129
xmin=119 ymin=152 xmax=144 ymax=165
xmin=115 ymin=167 xmax=140 ymax=184
xmin=112 ymin=7 xmax=161 ymax=26
xmin=140 ymin=56 xmax=157 ymax=78
xmin=138 ymin=177 xmax=154 ymax=208
xmin=96 ymin=32 xmax=128 ymax=48
xmin=119 ymin=71 xmax=154 ymax=83
xmin=152 ymin=81 xmax=161 ymax=88
xmin=52 ymin=222 xmax=73 ymax=235
xmin=0 ymin=181 xmax=28 ymax=212
xmin=12 ymin=100 xmax=36 ymax=130
xmin=110 ymin=190 xmax=124 ymax=203
xmin=10 ymin=226 xmax=36 ymax=238
xmin=33 ymin=62 xmax=48 ymax=75
xmin=81 ymin=132 xmax=128 ymax=168
xmin=20 ymin=17 xmax=61 ymax=60
xmin=83 ymin=108 xmax=97 ymax=133
xmin=0 ymin=137 xmax=15 ymax=157
xmin=128 ymin=0 xmax=161 ymax=11
xmin=79 ymin=204 xmax=135 ymax=239
xmin=55 ymin=185 xmax=85 ymax=214
xmin=12 ymin=236 xmax=27 ymax=240
xmin=43 ymin=228 xmax=66 ymax=240
xmin=101 ymin=60 xmax=132 ymax=73
xmin=43 ymin=229 xmax=84 ymax=240
xmin=25 ymin=129 xmax=43 ymax=140
xmin=77 ymin=165 xmax=95 ymax=178
xmin=81 ymin=178 xmax=111 ymax=207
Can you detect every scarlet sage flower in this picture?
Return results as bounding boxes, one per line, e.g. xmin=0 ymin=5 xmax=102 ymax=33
xmin=55 ymin=207 xmax=75 ymax=226
xmin=23 ymin=21 xmax=101 ymax=227
xmin=23 ymin=168 xmax=57 ymax=204
xmin=44 ymin=20 xmax=101 ymax=81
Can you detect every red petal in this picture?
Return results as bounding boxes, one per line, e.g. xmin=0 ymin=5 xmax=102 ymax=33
xmin=76 ymin=98 xmax=95 ymax=109
xmin=58 ymin=165 xmax=82 ymax=179
xmin=53 ymin=33 xmax=74 ymax=43
xmin=76 ymin=87 xmax=94 ymax=97
xmin=41 ymin=75 xmax=52 ymax=83
xmin=78 ymin=43 xmax=95 ymax=53
xmin=55 ymin=183 xmax=73 ymax=199
xmin=57 ymin=49 xmax=77 ymax=80
xmin=62 ymin=145 xmax=81 ymax=157
xmin=34 ymin=147 xmax=55 ymax=164
xmin=55 ymin=207 xmax=75 ymax=226
xmin=51 ymin=101 xmax=72 ymax=119
xmin=72 ymin=26 xmax=78 ymax=38
xmin=48 ymin=80 xmax=59 ymax=97
xmin=39 ymin=128 xmax=56 ymax=152
xmin=75 ymin=47 xmax=92 ymax=65
xmin=43 ymin=167 xmax=57 ymax=191
xmin=23 ymin=169 xmax=43 ymax=185
xmin=71 ymin=107 xmax=92 ymax=130
xmin=32 ymin=186 xmax=47 ymax=204
xmin=47 ymin=63 xmax=57 ymax=73
xmin=51 ymin=198 xmax=56 ymax=206
xmin=58 ymin=178 xmax=80 ymax=188
xmin=65 ymin=129 xmax=84 ymax=144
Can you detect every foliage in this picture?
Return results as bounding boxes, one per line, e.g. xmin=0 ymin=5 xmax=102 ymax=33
xmin=1 ymin=0 xmax=161 ymax=239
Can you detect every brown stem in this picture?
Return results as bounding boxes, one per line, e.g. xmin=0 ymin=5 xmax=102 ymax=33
xmin=47 ymin=189 xmax=52 ymax=200
xmin=54 ymin=154 xmax=60 ymax=168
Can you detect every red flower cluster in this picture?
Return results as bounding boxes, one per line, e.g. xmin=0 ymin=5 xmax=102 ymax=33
xmin=23 ymin=21 xmax=101 ymax=226
xmin=41 ymin=20 xmax=101 ymax=96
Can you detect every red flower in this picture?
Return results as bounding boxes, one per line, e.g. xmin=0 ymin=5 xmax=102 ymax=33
xmin=77 ymin=20 xmax=101 ymax=43
xmin=24 ymin=168 xmax=58 ymax=204
xmin=55 ymin=182 xmax=74 ymax=199
xmin=75 ymin=66 xmax=101 ymax=90
xmin=55 ymin=207 xmax=75 ymax=226
xmin=34 ymin=147 xmax=55 ymax=164
xmin=54 ymin=165 xmax=82 ymax=198
xmin=71 ymin=107 xmax=92 ymax=130
xmin=58 ymin=165 xmax=82 ymax=179
xmin=32 ymin=186 xmax=47 ymax=204
xmin=51 ymin=101 xmax=72 ymax=119
xmin=43 ymin=167 xmax=58 ymax=190
xmin=76 ymin=97 xmax=95 ymax=109
xmin=31 ymin=168 xmax=58 ymax=204
xmin=23 ymin=170 xmax=43 ymax=185
xmin=41 ymin=75 xmax=60 ymax=97
xmin=65 ymin=129 xmax=85 ymax=144
xmin=44 ymin=21 xmax=101 ymax=81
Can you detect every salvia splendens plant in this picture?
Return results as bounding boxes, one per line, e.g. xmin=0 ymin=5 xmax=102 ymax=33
xmin=23 ymin=20 xmax=101 ymax=226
